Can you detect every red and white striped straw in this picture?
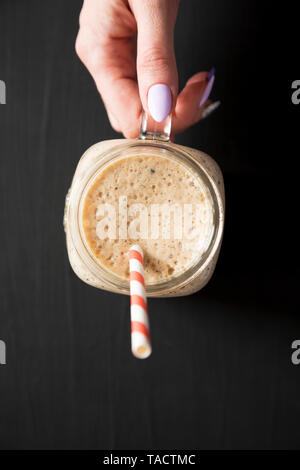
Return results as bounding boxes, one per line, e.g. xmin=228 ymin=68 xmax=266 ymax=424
xmin=128 ymin=245 xmax=151 ymax=359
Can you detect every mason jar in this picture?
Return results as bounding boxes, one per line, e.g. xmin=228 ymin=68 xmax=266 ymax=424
xmin=64 ymin=112 xmax=225 ymax=297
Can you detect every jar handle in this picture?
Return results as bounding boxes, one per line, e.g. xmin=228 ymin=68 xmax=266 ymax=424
xmin=139 ymin=109 xmax=172 ymax=142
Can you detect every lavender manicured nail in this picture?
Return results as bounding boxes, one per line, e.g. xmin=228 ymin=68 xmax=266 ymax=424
xmin=199 ymin=73 xmax=215 ymax=107
xmin=206 ymin=66 xmax=216 ymax=82
xmin=148 ymin=84 xmax=172 ymax=122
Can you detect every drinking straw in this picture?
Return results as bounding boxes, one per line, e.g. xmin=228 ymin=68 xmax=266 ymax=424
xmin=128 ymin=245 xmax=151 ymax=359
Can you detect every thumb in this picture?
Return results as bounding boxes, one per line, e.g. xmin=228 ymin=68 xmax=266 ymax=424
xmin=130 ymin=0 xmax=179 ymax=122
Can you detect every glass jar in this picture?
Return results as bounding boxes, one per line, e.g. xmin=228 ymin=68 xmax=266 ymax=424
xmin=64 ymin=112 xmax=225 ymax=297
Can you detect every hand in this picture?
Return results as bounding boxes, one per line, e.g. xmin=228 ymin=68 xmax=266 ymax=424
xmin=76 ymin=0 xmax=215 ymax=138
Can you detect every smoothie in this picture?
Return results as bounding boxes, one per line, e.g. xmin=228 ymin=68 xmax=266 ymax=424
xmin=82 ymin=154 xmax=215 ymax=283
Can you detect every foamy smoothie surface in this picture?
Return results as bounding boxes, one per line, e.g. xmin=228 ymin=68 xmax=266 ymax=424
xmin=82 ymin=154 xmax=214 ymax=283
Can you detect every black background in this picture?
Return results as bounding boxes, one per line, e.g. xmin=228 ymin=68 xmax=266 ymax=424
xmin=0 ymin=0 xmax=300 ymax=450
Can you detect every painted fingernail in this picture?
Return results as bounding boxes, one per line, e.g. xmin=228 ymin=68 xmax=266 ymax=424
xmin=199 ymin=69 xmax=215 ymax=107
xmin=206 ymin=66 xmax=216 ymax=82
xmin=148 ymin=84 xmax=172 ymax=122
xmin=201 ymin=101 xmax=221 ymax=119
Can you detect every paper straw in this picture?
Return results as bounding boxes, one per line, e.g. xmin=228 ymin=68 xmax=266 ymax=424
xmin=129 ymin=245 xmax=151 ymax=359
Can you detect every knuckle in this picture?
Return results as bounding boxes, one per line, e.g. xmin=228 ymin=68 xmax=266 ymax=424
xmin=75 ymin=28 xmax=103 ymax=68
xmin=75 ymin=35 xmax=107 ymax=76
xmin=138 ymin=46 xmax=171 ymax=73
xmin=75 ymin=30 xmax=88 ymax=61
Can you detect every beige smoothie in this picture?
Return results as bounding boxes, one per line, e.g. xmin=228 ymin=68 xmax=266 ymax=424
xmin=82 ymin=154 xmax=215 ymax=284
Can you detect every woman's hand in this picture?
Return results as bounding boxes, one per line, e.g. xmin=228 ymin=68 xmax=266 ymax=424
xmin=76 ymin=0 xmax=215 ymax=138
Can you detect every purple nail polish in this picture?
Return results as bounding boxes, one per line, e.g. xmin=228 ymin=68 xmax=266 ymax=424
xmin=206 ymin=67 xmax=216 ymax=82
xmin=148 ymin=84 xmax=172 ymax=122
xmin=199 ymin=74 xmax=215 ymax=107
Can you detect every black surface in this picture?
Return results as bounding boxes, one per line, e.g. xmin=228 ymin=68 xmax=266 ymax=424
xmin=0 ymin=0 xmax=300 ymax=450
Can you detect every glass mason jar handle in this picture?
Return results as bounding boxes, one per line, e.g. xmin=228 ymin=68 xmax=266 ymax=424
xmin=139 ymin=109 xmax=172 ymax=142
